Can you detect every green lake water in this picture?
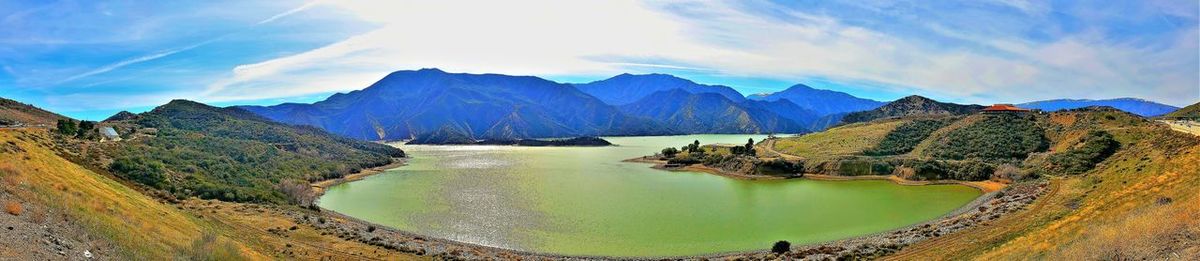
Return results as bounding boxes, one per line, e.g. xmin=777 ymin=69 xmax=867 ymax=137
xmin=317 ymin=135 xmax=980 ymax=257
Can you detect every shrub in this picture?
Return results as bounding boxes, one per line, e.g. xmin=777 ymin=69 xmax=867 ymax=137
xmin=993 ymin=164 xmax=1025 ymax=180
xmin=757 ymin=159 xmax=804 ymax=176
xmin=926 ymin=114 xmax=1048 ymax=161
xmin=661 ymin=147 xmax=679 ymax=158
xmin=109 ymin=157 xmax=168 ymax=189
xmin=1040 ymin=131 xmax=1119 ymax=175
xmin=865 ymin=118 xmax=955 ymax=156
xmin=771 ymin=240 xmax=791 ymax=254
xmin=4 ymin=201 xmax=22 ymax=216
xmin=276 ymin=180 xmax=315 ymax=205
xmin=901 ymin=159 xmax=993 ymax=181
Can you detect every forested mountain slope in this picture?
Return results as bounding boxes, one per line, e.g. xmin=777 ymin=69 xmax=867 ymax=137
xmin=241 ymin=69 xmax=670 ymax=141
xmin=103 ymin=100 xmax=404 ymax=203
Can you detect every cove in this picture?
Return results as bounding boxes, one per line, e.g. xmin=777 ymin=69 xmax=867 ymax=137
xmin=317 ymin=135 xmax=980 ymax=257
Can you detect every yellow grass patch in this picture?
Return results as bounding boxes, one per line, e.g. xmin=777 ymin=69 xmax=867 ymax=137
xmin=772 ymin=120 xmax=906 ymax=158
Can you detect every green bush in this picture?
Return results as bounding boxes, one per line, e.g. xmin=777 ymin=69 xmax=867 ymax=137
xmin=1041 ymin=131 xmax=1119 ymax=175
xmin=901 ymin=159 xmax=993 ymax=181
xmin=926 ymin=114 xmax=1048 ymax=161
xmin=865 ymin=118 xmax=955 ymax=156
xmin=109 ymin=157 xmax=168 ymax=189
xmin=757 ymin=159 xmax=804 ymax=176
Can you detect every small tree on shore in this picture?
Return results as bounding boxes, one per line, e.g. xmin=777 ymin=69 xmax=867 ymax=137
xmin=772 ymin=240 xmax=791 ymax=254
xmin=745 ymin=138 xmax=756 ymax=156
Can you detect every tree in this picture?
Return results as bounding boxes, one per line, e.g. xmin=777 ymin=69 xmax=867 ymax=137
xmin=76 ymin=120 xmax=96 ymax=137
xmin=771 ymin=240 xmax=791 ymax=254
xmin=730 ymin=146 xmax=745 ymax=155
xmin=661 ymin=147 xmax=680 ymax=158
xmin=688 ymin=140 xmax=700 ymax=152
xmin=56 ymin=120 xmax=77 ymax=136
xmin=745 ymin=138 xmax=756 ymax=156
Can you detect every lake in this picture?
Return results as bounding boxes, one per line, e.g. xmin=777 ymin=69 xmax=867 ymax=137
xmin=317 ymin=135 xmax=980 ymax=257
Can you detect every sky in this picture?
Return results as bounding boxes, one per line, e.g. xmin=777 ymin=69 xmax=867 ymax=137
xmin=2 ymin=0 xmax=1197 ymax=120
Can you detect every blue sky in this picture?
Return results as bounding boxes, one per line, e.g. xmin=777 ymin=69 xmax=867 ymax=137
xmin=2 ymin=0 xmax=1197 ymax=120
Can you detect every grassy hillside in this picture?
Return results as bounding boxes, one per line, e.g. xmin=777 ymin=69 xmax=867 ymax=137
xmin=888 ymin=124 xmax=1200 ymax=260
xmin=0 ymin=129 xmax=258 ymax=259
xmin=771 ymin=119 xmax=906 ymax=158
xmin=922 ymin=113 xmax=1048 ymax=162
xmin=104 ymin=100 xmax=405 ymax=204
xmin=1161 ymin=102 xmax=1200 ymax=120
xmin=1 ymin=129 xmax=424 ymax=260
xmin=0 ymin=97 xmax=69 ymax=126
xmin=864 ymin=117 xmax=957 ymax=156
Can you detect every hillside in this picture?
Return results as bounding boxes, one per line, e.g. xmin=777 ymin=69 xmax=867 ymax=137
xmin=103 ymin=100 xmax=405 ymax=203
xmin=756 ymin=84 xmax=885 ymax=116
xmin=770 ymin=119 xmax=907 ymax=159
xmin=619 ymin=89 xmax=805 ymax=134
xmin=841 ymin=95 xmax=983 ymax=124
xmin=0 ymin=97 xmax=70 ymax=126
xmin=1019 ymin=98 xmax=1179 ymax=117
xmin=1161 ymin=102 xmax=1200 ymax=120
xmin=888 ymin=110 xmax=1200 ymax=260
xmin=0 ymin=128 xmax=444 ymax=260
xmin=241 ymin=69 xmax=670 ymax=140
xmin=574 ymin=73 xmax=747 ymax=105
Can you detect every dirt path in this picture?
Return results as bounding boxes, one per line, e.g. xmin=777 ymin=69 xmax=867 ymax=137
xmin=882 ymin=179 xmax=1062 ymax=260
xmin=310 ymin=159 xmax=407 ymax=196
xmin=1160 ymin=120 xmax=1200 ymax=136
xmin=757 ymin=138 xmax=803 ymax=161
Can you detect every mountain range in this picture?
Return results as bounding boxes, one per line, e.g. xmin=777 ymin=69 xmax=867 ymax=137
xmin=618 ymin=89 xmax=806 ymax=134
xmin=241 ymin=69 xmax=856 ymax=141
xmin=1018 ymin=98 xmax=1179 ymax=117
xmin=240 ymin=69 xmax=670 ymax=141
xmin=233 ymin=69 xmax=1181 ymax=141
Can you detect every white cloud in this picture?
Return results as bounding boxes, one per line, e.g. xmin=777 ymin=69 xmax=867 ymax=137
xmin=207 ymin=0 xmax=1199 ymax=106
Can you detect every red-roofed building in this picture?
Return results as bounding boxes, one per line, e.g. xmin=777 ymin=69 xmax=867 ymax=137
xmin=982 ymin=104 xmax=1032 ymax=114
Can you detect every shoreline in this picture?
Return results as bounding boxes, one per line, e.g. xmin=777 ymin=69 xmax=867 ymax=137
xmin=309 ymin=158 xmax=408 ymax=197
xmin=803 ymin=174 xmax=1006 ymax=193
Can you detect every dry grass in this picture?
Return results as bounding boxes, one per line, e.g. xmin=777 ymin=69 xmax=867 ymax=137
xmin=0 ymin=129 xmax=415 ymax=260
xmin=1055 ymin=195 xmax=1200 ymax=260
xmin=4 ymin=201 xmax=21 ymax=216
xmin=889 ymin=126 xmax=1200 ymax=260
xmin=772 ymin=120 xmax=905 ymax=158
xmin=0 ymin=129 xmax=262 ymax=259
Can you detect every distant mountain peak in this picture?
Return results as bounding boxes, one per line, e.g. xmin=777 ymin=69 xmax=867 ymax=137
xmin=757 ymin=84 xmax=884 ymax=117
xmin=575 ymin=73 xmax=746 ymax=105
xmin=103 ymin=111 xmax=138 ymax=122
xmin=840 ymin=96 xmax=983 ymax=124
xmin=1018 ymin=97 xmax=1179 ymax=117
